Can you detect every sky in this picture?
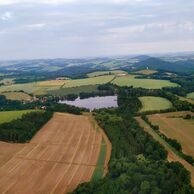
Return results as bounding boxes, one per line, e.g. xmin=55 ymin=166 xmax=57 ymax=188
xmin=0 ymin=0 xmax=194 ymax=60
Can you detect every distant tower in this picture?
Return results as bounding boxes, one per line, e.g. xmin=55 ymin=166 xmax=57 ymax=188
xmin=146 ymin=66 xmax=149 ymax=70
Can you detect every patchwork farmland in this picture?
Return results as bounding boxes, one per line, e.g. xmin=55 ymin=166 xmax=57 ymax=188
xmin=148 ymin=111 xmax=194 ymax=157
xmin=0 ymin=113 xmax=111 ymax=194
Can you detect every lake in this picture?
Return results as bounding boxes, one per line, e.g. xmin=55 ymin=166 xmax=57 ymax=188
xmin=59 ymin=96 xmax=118 ymax=111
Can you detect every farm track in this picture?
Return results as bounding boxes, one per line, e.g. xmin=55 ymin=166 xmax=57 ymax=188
xmin=0 ymin=112 xmax=109 ymax=194
xmin=136 ymin=116 xmax=194 ymax=186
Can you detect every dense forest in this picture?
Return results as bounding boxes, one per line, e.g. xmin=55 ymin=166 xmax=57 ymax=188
xmin=0 ymin=111 xmax=53 ymax=143
xmin=71 ymin=87 xmax=194 ymax=194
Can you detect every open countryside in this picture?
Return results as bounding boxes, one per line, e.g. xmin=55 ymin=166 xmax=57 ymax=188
xmin=0 ymin=113 xmax=111 ymax=194
xmin=0 ymin=73 xmax=179 ymax=96
xmin=148 ymin=112 xmax=194 ymax=157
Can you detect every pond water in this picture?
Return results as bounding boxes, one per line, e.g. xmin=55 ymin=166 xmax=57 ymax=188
xmin=59 ymin=96 xmax=118 ymax=111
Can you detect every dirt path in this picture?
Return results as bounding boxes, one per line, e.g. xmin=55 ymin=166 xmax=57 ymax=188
xmin=136 ymin=117 xmax=194 ymax=186
xmin=0 ymin=112 xmax=111 ymax=194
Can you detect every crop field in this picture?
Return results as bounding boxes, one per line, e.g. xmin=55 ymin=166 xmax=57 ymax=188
xmin=139 ymin=96 xmax=173 ymax=112
xmin=112 ymin=75 xmax=178 ymax=89
xmin=0 ymin=82 xmax=41 ymax=94
xmin=2 ymin=92 xmax=32 ymax=101
xmin=62 ymin=75 xmax=114 ymax=88
xmin=187 ymin=92 xmax=194 ymax=99
xmin=36 ymin=80 xmax=66 ymax=87
xmin=135 ymin=69 xmax=158 ymax=75
xmin=136 ymin=116 xmax=194 ymax=186
xmin=148 ymin=111 xmax=194 ymax=157
xmin=0 ymin=110 xmax=36 ymax=124
xmin=0 ymin=75 xmax=114 ymax=95
xmin=48 ymin=85 xmax=99 ymax=95
xmin=0 ymin=82 xmax=61 ymax=95
xmin=0 ymin=112 xmax=111 ymax=194
xmin=87 ymin=70 xmax=127 ymax=77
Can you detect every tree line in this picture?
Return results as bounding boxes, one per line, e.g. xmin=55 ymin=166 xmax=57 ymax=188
xmin=71 ymin=86 xmax=194 ymax=194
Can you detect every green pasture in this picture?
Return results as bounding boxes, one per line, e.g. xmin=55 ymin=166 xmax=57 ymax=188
xmin=112 ymin=75 xmax=179 ymax=89
xmin=139 ymin=96 xmax=173 ymax=112
xmin=62 ymin=75 xmax=114 ymax=88
xmin=0 ymin=110 xmax=36 ymax=124
xmin=187 ymin=92 xmax=194 ymax=99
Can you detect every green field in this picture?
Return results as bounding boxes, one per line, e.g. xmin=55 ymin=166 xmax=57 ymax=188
xmin=139 ymin=96 xmax=173 ymax=112
xmin=0 ymin=82 xmax=61 ymax=95
xmin=92 ymin=139 xmax=107 ymax=181
xmin=112 ymin=75 xmax=179 ymax=89
xmin=87 ymin=70 xmax=127 ymax=78
xmin=2 ymin=92 xmax=32 ymax=101
xmin=187 ymin=92 xmax=194 ymax=99
xmin=48 ymin=85 xmax=99 ymax=95
xmin=0 ymin=75 xmax=114 ymax=95
xmin=0 ymin=110 xmax=36 ymax=124
xmin=62 ymin=75 xmax=114 ymax=88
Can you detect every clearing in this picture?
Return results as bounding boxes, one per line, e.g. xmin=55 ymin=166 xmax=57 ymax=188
xmin=148 ymin=111 xmax=194 ymax=157
xmin=139 ymin=96 xmax=173 ymax=112
xmin=0 ymin=112 xmax=111 ymax=194
xmin=0 ymin=110 xmax=36 ymax=124
xmin=136 ymin=116 xmax=194 ymax=186
xmin=112 ymin=75 xmax=178 ymax=89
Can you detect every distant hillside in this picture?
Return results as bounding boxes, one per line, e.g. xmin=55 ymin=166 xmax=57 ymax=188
xmin=133 ymin=57 xmax=194 ymax=73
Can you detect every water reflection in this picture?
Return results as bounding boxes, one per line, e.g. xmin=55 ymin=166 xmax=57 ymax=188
xmin=59 ymin=96 xmax=118 ymax=111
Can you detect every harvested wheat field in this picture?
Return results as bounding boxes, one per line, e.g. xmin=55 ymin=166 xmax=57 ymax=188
xmin=148 ymin=111 xmax=194 ymax=157
xmin=0 ymin=112 xmax=111 ymax=194
xmin=136 ymin=116 xmax=194 ymax=186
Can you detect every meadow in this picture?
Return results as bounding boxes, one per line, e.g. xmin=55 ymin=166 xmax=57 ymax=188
xmin=2 ymin=92 xmax=32 ymax=101
xmin=139 ymin=96 xmax=173 ymax=112
xmin=61 ymin=75 xmax=114 ymax=88
xmin=0 ymin=110 xmax=36 ymax=124
xmin=48 ymin=85 xmax=99 ymax=96
xmin=112 ymin=75 xmax=179 ymax=89
xmin=187 ymin=92 xmax=194 ymax=99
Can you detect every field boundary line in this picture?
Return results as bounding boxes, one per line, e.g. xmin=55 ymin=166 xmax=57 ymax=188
xmin=136 ymin=117 xmax=194 ymax=186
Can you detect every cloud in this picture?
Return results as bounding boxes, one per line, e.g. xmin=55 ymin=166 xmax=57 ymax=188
xmin=0 ymin=0 xmax=76 ymax=6
xmin=0 ymin=0 xmax=150 ymax=5
xmin=0 ymin=11 xmax=13 ymax=20
xmin=26 ymin=23 xmax=46 ymax=28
